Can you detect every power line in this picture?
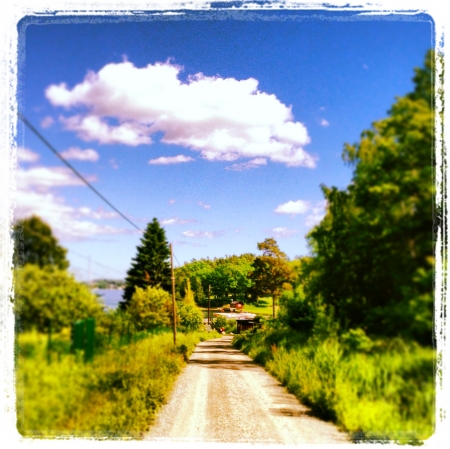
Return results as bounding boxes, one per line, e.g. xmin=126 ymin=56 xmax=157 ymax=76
xmin=18 ymin=113 xmax=143 ymax=233
xmin=70 ymin=249 xmax=124 ymax=276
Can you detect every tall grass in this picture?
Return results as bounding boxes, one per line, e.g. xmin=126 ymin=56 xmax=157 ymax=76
xmin=16 ymin=329 xmax=218 ymax=439
xmin=233 ymin=330 xmax=435 ymax=443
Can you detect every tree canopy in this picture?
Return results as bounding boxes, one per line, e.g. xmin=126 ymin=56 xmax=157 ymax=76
xmin=302 ymin=50 xmax=434 ymax=345
xmin=120 ymin=218 xmax=171 ymax=309
xmin=13 ymin=215 xmax=69 ymax=270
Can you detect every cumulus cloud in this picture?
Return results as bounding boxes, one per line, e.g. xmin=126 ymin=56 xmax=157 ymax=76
xmin=40 ymin=116 xmax=55 ymax=129
xmin=305 ymin=200 xmax=327 ymax=227
xmin=46 ymin=60 xmax=315 ymax=167
xmin=16 ymin=166 xmax=94 ymax=191
xmin=182 ymin=230 xmax=225 ymax=238
xmin=225 ymin=157 xmax=267 ymax=171
xmin=15 ymin=157 xmax=127 ymax=240
xmin=271 ymin=227 xmax=298 ymax=238
xmin=274 ymin=199 xmax=309 ymax=215
xmin=60 ymin=147 xmax=100 ymax=162
xmin=159 ymin=217 xmax=197 ymax=226
xmin=149 ymin=155 xmax=195 ymax=165
xmin=14 ymin=189 xmax=126 ymax=241
xmin=320 ymin=119 xmax=329 ymax=127
xmin=17 ymin=147 xmax=40 ymax=163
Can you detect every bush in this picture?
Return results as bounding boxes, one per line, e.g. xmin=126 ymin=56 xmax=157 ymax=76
xmin=14 ymin=264 xmax=105 ymax=332
xmin=177 ymin=303 xmax=203 ymax=332
xmin=128 ymin=286 xmax=172 ymax=331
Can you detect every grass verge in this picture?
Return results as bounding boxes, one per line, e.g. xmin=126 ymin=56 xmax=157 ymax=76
xmin=16 ymin=329 xmax=219 ymax=439
xmin=232 ymin=329 xmax=435 ymax=444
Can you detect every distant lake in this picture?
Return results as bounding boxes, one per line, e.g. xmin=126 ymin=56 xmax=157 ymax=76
xmin=93 ymin=289 xmax=124 ymax=309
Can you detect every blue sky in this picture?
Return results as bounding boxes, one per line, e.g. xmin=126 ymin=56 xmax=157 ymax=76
xmin=16 ymin=11 xmax=433 ymax=281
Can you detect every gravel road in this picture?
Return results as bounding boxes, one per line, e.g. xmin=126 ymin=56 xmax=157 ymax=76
xmin=145 ymin=336 xmax=348 ymax=444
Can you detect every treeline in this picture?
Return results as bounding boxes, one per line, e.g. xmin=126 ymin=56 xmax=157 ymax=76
xmin=233 ymin=50 xmax=436 ymax=443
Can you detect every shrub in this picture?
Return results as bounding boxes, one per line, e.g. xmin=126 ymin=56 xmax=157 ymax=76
xmin=127 ymin=286 xmax=172 ymax=331
xmin=14 ymin=264 xmax=104 ymax=332
xmin=177 ymin=303 xmax=203 ymax=332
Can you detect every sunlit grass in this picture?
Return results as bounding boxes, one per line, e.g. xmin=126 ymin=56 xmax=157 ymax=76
xmin=16 ymin=328 xmax=219 ymax=439
xmin=233 ymin=330 xmax=435 ymax=443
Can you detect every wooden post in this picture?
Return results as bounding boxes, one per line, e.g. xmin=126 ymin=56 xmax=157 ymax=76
xmin=208 ymin=284 xmax=211 ymax=325
xmin=170 ymin=243 xmax=177 ymax=345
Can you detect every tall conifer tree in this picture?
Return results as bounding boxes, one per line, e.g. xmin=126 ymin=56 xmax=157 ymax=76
xmin=120 ymin=218 xmax=171 ymax=309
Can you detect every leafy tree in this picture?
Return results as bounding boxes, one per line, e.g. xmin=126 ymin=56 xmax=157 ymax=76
xmin=305 ymin=50 xmax=434 ymax=345
xmin=13 ymin=215 xmax=69 ymax=269
xmin=248 ymin=239 xmax=293 ymax=310
xmin=120 ymin=218 xmax=171 ymax=309
xmin=127 ymin=286 xmax=172 ymax=331
xmin=15 ymin=264 xmax=104 ymax=332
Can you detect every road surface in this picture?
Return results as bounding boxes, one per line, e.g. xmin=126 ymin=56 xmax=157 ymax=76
xmin=145 ymin=336 xmax=348 ymax=444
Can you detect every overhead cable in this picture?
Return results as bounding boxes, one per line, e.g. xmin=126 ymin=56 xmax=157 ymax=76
xmin=18 ymin=113 xmax=143 ymax=233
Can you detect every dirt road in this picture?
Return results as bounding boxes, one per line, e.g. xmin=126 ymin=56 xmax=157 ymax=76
xmin=145 ymin=336 xmax=348 ymax=444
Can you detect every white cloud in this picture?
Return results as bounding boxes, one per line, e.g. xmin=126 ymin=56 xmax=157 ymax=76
xmin=169 ymin=199 xmax=176 ymax=204
xmin=305 ymin=200 xmax=327 ymax=227
xmin=274 ymin=199 xmax=309 ymax=215
xmin=15 ymin=158 xmax=126 ymax=240
xmin=60 ymin=147 xmax=100 ymax=162
xmin=40 ymin=116 xmax=55 ymax=129
xmin=14 ymin=189 xmax=126 ymax=241
xmin=46 ymin=60 xmax=315 ymax=167
xmin=182 ymin=230 xmax=224 ymax=238
xmin=17 ymin=147 xmax=39 ymax=163
xmin=109 ymin=158 xmax=119 ymax=169
xmin=198 ymin=201 xmax=211 ymax=210
xmin=149 ymin=154 xmax=195 ymax=165
xmin=16 ymin=166 xmax=94 ymax=191
xmin=159 ymin=217 xmax=196 ymax=225
xmin=271 ymin=227 xmax=298 ymax=238
xmin=320 ymin=119 xmax=329 ymax=127
xmin=225 ymin=157 xmax=267 ymax=171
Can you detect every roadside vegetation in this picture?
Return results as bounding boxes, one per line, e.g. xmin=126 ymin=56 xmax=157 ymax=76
xmin=13 ymin=215 xmax=218 ymax=438
xmin=233 ymin=50 xmax=436 ymax=444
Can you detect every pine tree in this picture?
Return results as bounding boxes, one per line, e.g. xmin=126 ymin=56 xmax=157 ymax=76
xmin=120 ymin=218 xmax=171 ymax=309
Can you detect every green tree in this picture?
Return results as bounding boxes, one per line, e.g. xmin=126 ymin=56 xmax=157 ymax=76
xmin=13 ymin=215 xmax=69 ymax=269
xmin=248 ymin=239 xmax=293 ymax=311
xmin=306 ymin=50 xmax=434 ymax=345
xmin=120 ymin=218 xmax=171 ymax=309
xmin=15 ymin=264 xmax=104 ymax=332
xmin=127 ymin=286 xmax=172 ymax=331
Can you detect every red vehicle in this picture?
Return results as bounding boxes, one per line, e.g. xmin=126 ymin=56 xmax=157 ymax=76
xmin=220 ymin=301 xmax=244 ymax=312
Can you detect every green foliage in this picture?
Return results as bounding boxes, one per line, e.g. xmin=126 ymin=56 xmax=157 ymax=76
xmin=304 ymin=51 xmax=434 ymax=345
xmin=16 ymin=330 xmax=218 ymax=438
xmin=278 ymin=285 xmax=317 ymax=333
xmin=233 ymin=329 xmax=435 ymax=443
xmin=248 ymin=238 xmax=293 ymax=305
xmin=13 ymin=215 xmax=69 ymax=269
xmin=121 ymin=218 xmax=171 ymax=308
xmin=175 ymin=254 xmax=255 ymax=305
xmin=127 ymin=286 xmax=172 ymax=331
xmin=212 ymin=315 xmax=227 ymax=330
xmin=14 ymin=264 xmax=104 ymax=332
xmin=176 ymin=303 xmax=204 ymax=333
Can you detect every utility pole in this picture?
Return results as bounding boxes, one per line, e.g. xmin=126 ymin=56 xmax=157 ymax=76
xmin=208 ymin=284 xmax=211 ymax=325
xmin=170 ymin=243 xmax=177 ymax=345
xmin=273 ymin=292 xmax=275 ymax=319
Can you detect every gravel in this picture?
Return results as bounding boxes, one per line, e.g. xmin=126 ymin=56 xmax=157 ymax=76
xmin=145 ymin=335 xmax=349 ymax=445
